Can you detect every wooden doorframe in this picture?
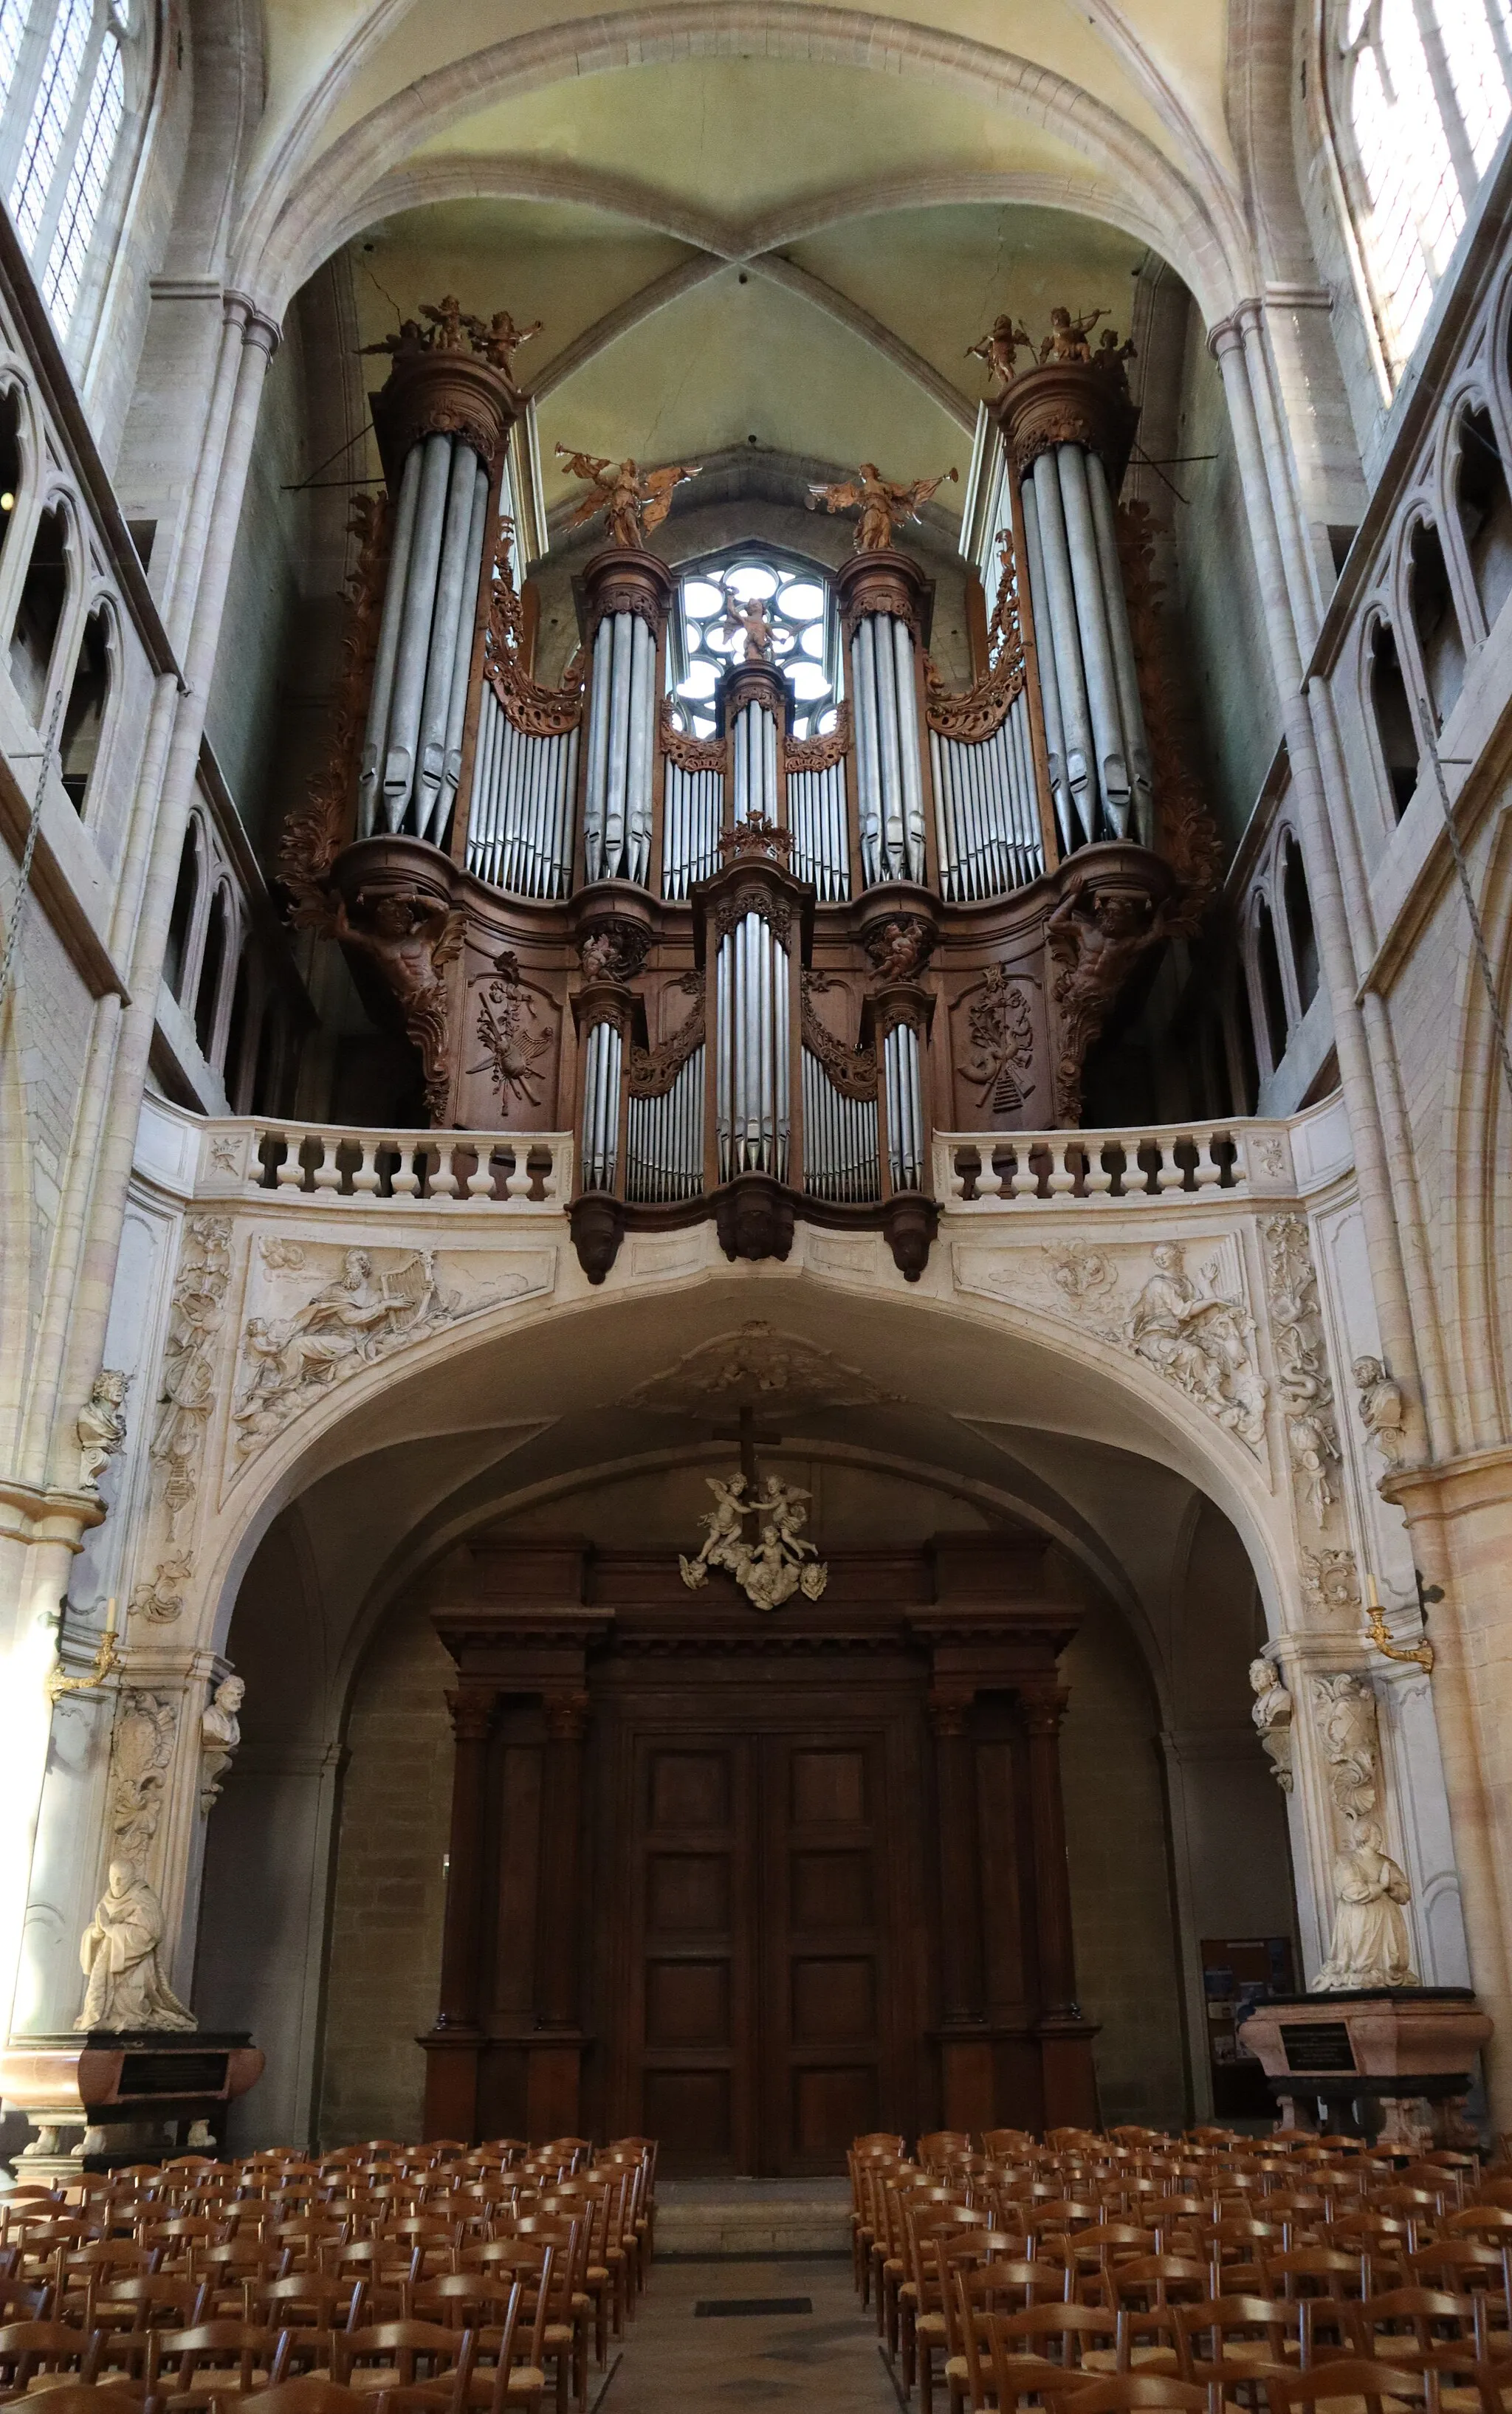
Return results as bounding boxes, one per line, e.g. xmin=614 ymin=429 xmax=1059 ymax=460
xmin=419 ymin=1527 xmax=1102 ymax=2151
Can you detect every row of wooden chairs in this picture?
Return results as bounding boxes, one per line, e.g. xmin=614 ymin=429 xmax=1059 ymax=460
xmin=0 ymin=2138 xmax=657 ymax=2414
xmin=848 ymin=2130 xmax=1512 ymax=2414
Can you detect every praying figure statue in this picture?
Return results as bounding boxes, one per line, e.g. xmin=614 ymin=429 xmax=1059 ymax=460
xmin=967 ymin=314 xmax=1033 ymax=385
xmin=1313 ymin=1818 xmax=1419 ymax=1990
xmin=76 ymin=1862 xmax=196 ymax=2032
xmin=555 ymin=447 xmax=702 ymax=547
xmin=1040 ymin=304 xmax=1110 ymax=364
xmin=806 ymin=461 xmax=959 ymax=551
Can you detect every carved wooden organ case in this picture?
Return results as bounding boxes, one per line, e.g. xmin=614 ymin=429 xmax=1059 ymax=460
xmin=293 ymin=333 xmax=1207 ymax=1283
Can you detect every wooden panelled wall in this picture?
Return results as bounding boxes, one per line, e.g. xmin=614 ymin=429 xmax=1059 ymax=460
xmin=419 ymin=1529 xmax=1100 ymax=2173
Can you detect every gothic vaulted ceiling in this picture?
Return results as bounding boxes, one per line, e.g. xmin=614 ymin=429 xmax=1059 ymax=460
xmin=236 ymin=0 xmax=1246 ymax=517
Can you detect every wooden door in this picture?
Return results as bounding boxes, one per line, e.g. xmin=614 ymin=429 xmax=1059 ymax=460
xmin=624 ymin=1735 xmax=758 ymax=2173
xmin=613 ymin=1719 xmax=906 ymax=2173
xmin=762 ymin=1731 xmax=896 ymax=2173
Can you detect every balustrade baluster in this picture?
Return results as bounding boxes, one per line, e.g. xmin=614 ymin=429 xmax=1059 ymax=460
xmin=351 ymin=1140 xmax=382 ymax=1197
xmin=312 ymin=1138 xmax=342 ymax=1194
xmin=1154 ymin=1141 xmax=1186 ymax=1195
xmin=429 ymin=1145 xmax=459 ymax=1200
xmin=274 ymin=1133 xmax=303 ymax=1191
xmin=504 ymin=1149 xmax=532 ymax=1205
xmin=977 ymin=1151 xmax=1004 ymax=1202
xmin=1194 ymin=1132 xmax=1226 ymax=1191
xmin=539 ymin=1142 xmax=561 ymax=1202
xmin=1083 ymin=1142 xmax=1115 ymax=1197
xmin=389 ymin=1143 xmax=422 ymax=1199
xmin=465 ymin=1144 xmax=496 ymax=1201
xmin=1046 ymin=1144 xmax=1079 ymax=1200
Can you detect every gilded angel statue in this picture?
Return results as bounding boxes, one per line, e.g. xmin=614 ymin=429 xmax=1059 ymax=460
xmin=468 ymin=308 xmax=543 ymax=376
xmin=806 ymin=461 xmax=959 ymax=552
xmin=1040 ymin=304 xmax=1110 ymax=365
xmin=554 ymin=446 xmax=701 ymax=547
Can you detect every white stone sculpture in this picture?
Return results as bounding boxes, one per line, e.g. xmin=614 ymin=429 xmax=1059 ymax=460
xmin=199 ymin=1674 xmax=244 ymax=1813
xmin=1314 ymin=1818 xmax=1420 ymax=1990
xmin=1263 ymin=1215 xmax=1339 ymax=1525
xmin=77 ymin=1369 xmax=130 ymax=1490
xmin=75 ymin=1862 xmax=196 ymax=2032
xmin=1354 ymin=1355 xmax=1408 ymax=1468
xmin=1249 ymin=1655 xmax=1294 ymax=1790
xmin=1126 ymin=1242 xmax=1267 ymax=1446
xmin=679 ymin=1471 xmax=828 ymax=1611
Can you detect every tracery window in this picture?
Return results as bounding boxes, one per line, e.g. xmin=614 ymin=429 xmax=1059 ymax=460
xmin=1331 ymin=0 xmax=1512 ymax=378
xmin=0 ymin=0 xmax=135 ymax=339
xmin=669 ymin=553 xmax=841 ymax=742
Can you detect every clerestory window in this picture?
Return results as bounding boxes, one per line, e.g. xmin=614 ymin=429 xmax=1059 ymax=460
xmin=0 ymin=0 xmax=136 ymax=340
xmin=668 ymin=552 xmax=842 ymax=742
xmin=1330 ymin=0 xmax=1512 ymax=381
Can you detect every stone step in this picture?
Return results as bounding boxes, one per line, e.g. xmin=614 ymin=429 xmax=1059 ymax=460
xmin=655 ymin=2178 xmax=852 ymax=2258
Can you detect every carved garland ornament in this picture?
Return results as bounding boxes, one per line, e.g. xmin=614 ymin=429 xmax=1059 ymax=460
xmin=801 ymin=973 xmax=878 ymax=1101
xmin=484 ymin=522 xmax=585 ymax=737
xmin=279 ymin=495 xmax=391 ymax=922
xmin=714 ymin=880 xmax=793 ymax=943
xmin=629 ymin=974 xmax=706 ymax=1097
xmin=1262 ymin=1212 xmax=1340 ymax=1528
xmin=150 ymin=1215 xmax=232 ymax=1539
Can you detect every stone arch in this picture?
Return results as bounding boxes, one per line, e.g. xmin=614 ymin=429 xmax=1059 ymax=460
xmin=228 ymin=4 xmax=1252 ymax=320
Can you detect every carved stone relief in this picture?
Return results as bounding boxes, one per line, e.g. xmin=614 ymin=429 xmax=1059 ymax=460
xmin=150 ymin=1217 xmax=231 ymax=1538
xmin=107 ymin=1691 xmax=176 ymax=1865
xmin=955 ymin=1237 xmax=1268 ymax=1454
xmin=1300 ymin=1547 xmax=1362 ymax=1618
xmin=1263 ymin=1214 xmax=1340 ymax=1527
xmin=128 ymin=1558 xmax=193 ymax=1626
xmin=77 ymin=1370 xmax=130 ymax=1491
xmin=230 ymin=1244 xmax=550 ymax=1461
xmin=625 ymin=1318 xmax=897 ymax=1418
xmin=1353 ymin=1355 xmax=1408 ymax=1468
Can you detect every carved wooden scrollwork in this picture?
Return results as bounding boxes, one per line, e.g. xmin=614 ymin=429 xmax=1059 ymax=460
xmin=628 ymin=974 xmax=707 ymax=1096
xmin=782 ymin=700 xmax=852 ymax=774
xmin=659 ymin=697 xmax=729 ymax=774
xmin=483 ymin=522 xmax=585 ymax=737
xmin=278 ymin=494 xmax=391 ymax=921
xmin=801 ymin=973 xmax=878 ymax=1100
xmin=1116 ymin=499 xmax=1223 ymax=934
xmin=924 ymin=527 xmax=1027 ymax=742
xmin=714 ymin=881 xmax=793 ymax=943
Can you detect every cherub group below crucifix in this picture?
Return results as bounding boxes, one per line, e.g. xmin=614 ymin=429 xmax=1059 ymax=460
xmin=555 ymin=446 xmax=702 ymax=547
xmin=679 ymin=1471 xmax=829 ymax=1612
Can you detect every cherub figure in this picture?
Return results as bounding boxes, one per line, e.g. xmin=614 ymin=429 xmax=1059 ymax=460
xmin=471 ymin=308 xmax=543 ymax=376
xmin=806 ymin=461 xmax=959 ymax=552
xmin=1040 ymin=304 xmax=1110 ymax=365
xmin=555 ymin=446 xmax=702 ymax=547
xmin=967 ymin=314 xmax=1033 ymax=386
xmin=421 ymin=295 xmax=470 ymax=352
xmin=719 ymin=594 xmax=777 ymax=663
xmin=1092 ymin=326 xmax=1138 ymax=397
xmin=678 ymin=1473 xmax=753 ymax=1591
xmin=360 ymin=319 xmax=425 ymax=360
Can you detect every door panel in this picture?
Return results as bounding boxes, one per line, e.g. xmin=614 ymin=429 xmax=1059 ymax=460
xmin=615 ymin=1716 xmax=910 ymax=2173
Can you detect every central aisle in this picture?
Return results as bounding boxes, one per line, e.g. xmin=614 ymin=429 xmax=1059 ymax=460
xmin=608 ymin=2251 xmax=898 ymax=2412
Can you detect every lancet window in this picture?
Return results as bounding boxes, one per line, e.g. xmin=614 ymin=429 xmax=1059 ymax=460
xmin=1330 ymin=0 xmax=1512 ymax=378
xmin=0 ymin=0 xmax=134 ymax=337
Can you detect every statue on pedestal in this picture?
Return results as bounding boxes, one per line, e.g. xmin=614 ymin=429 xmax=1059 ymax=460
xmin=200 ymin=1675 xmax=244 ymax=1814
xmin=1248 ymin=1655 xmax=1294 ymax=1791
xmin=75 ymin=1863 xmax=194 ymax=2032
xmin=1314 ymin=1818 xmax=1419 ymax=1990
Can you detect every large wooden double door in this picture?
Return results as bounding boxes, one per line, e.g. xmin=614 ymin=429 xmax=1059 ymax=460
xmin=600 ymin=1713 xmax=923 ymax=2175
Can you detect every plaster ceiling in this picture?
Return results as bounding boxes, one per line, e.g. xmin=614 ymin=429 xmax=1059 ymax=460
xmin=243 ymin=1 xmax=1245 ymax=490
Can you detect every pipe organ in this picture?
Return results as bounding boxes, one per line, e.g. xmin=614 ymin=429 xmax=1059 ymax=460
xmin=293 ymin=302 xmax=1207 ymax=1282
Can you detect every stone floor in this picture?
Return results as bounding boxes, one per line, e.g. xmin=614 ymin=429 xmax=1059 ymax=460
xmin=599 ymin=2250 xmax=901 ymax=2412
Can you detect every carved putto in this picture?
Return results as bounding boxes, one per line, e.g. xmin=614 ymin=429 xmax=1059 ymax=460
xmin=362 ymin=296 xmax=541 ymax=376
xmin=555 ymin=446 xmax=701 ymax=547
xmin=1091 ymin=326 xmax=1138 ymax=398
xmin=1354 ymin=1355 xmax=1408 ymax=1467
xmin=679 ymin=1471 xmax=829 ymax=1612
xmin=1040 ymin=304 xmax=1110 ymax=364
xmin=967 ymin=314 xmax=1033 ymax=386
xmin=1249 ymin=1654 xmax=1294 ymax=1791
xmin=863 ymin=917 xmax=935 ymax=983
xmin=719 ymin=595 xmax=777 ymax=663
xmin=806 ymin=461 xmax=959 ymax=551
xmin=76 ymin=1862 xmax=195 ymax=2034
xmin=77 ymin=1369 xmax=130 ymax=1491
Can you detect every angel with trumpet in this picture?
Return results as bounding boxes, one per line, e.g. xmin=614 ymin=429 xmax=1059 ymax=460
xmin=555 ymin=446 xmax=702 ymax=547
xmin=807 ymin=461 xmax=958 ymax=552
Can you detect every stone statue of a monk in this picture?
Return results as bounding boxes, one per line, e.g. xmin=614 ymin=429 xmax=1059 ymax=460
xmin=75 ymin=1861 xmax=196 ymax=2032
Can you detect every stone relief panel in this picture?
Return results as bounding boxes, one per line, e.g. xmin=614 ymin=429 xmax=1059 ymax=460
xmin=1262 ymin=1214 xmax=1340 ymax=1528
xmin=228 ymin=1239 xmax=553 ymax=1465
xmin=955 ymin=1234 xmax=1268 ymax=1457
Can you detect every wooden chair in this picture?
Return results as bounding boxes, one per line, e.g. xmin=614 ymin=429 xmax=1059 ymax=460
xmin=330 ymin=2322 xmax=477 ymax=2398
xmin=1260 ymin=2357 xmax=1439 ymax=2414
xmin=1172 ymin=2294 xmax=1303 ymax=2386
xmin=0 ymin=2388 xmax=147 ymax=2414
xmin=945 ymin=2252 xmax=1058 ymax=2414
xmin=145 ymin=2320 xmax=289 ymax=2409
xmin=0 ymin=2319 xmax=105 ymax=2393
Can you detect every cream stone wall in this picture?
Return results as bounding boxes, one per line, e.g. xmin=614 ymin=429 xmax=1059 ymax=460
xmin=317 ymin=1600 xmax=455 ymax=2148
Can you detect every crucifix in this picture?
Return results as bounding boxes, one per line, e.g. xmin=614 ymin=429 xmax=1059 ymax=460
xmin=709 ymin=1404 xmax=782 ymax=1497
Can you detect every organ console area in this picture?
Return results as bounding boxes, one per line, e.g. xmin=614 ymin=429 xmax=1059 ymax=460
xmin=281 ymin=300 xmax=1214 ymax=1283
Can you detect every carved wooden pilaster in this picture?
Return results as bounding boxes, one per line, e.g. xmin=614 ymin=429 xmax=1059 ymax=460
xmin=1020 ymin=1679 xmax=1099 ymax=2126
xmin=436 ymin=1688 xmax=498 ymax=2030
xmin=535 ymin=1689 xmax=591 ymax=2031
xmin=929 ymin=1685 xmax=986 ymax=2024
